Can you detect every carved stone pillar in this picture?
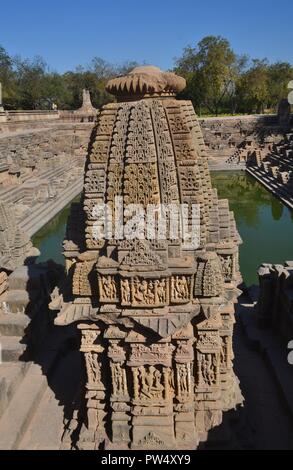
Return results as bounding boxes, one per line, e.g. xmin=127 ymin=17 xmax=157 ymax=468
xmin=127 ymin=341 xmax=175 ymax=449
xmin=105 ymin=336 xmax=130 ymax=449
xmin=78 ymin=324 xmax=106 ymax=450
xmin=218 ymin=302 xmax=241 ymax=410
xmin=174 ymin=336 xmax=197 ymax=448
xmin=194 ymin=312 xmax=222 ymax=441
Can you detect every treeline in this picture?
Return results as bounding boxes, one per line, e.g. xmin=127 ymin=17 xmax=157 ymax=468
xmin=1 ymin=36 xmax=293 ymax=115
xmin=0 ymin=46 xmax=138 ymax=110
xmin=175 ymin=36 xmax=293 ymax=115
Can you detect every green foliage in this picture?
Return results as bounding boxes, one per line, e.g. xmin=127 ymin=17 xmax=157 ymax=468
xmin=267 ymin=62 xmax=293 ymax=110
xmin=0 ymin=45 xmax=17 ymax=106
xmin=175 ymin=36 xmax=248 ymax=115
xmin=175 ymin=36 xmax=293 ymax=115
xmin=0 ymin=45 xmax=140 ymax=110
xmin=235 ymin=59 xmax=269 ymax=113
xmin=0 ymin=39 xmax=292 ymax=114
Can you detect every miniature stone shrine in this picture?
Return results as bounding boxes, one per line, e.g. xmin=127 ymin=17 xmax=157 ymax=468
xmin=51 ymin=66 xmax=243 ymax=450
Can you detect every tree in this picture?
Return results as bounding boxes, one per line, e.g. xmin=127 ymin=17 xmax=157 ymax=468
xmin=41 ymin=73 xmax=73 ymax=109
xmin=14 ymin=55 xmax=48 ymax=109
xmin=116 ymin=60 xmax=140 ymax=75
xmin=0 ymin=45 xmax=18 ymax=108
xmin=175 ymin=36 xmax=243 ymax=115
xmin=0 ymin=39 xmax=292 ymax=113
xmin=90 ymin=57 xmax=115 ymax=79
xmin=267 ymin=62 xmax=293 ymax=110
xmin=63 ymin=66 xmax=113 ymax=109
xmin=236 ymin=59 xmax=269 ymax=114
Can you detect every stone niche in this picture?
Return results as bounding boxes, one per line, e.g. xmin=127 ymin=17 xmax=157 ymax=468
xmin=51 ymin=65 xmax=243 ymax=450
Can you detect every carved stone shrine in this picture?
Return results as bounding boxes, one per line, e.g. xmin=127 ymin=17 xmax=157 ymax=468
xmin=51 ymin=66 xmax=243 ymax=450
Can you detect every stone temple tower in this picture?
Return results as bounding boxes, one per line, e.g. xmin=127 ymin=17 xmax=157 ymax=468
xmin=51 ymin=66 xmax=243 ymax=450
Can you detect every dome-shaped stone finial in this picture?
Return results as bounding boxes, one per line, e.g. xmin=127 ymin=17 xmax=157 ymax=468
xmin=106 ymin=65 xmax=186 ymax=100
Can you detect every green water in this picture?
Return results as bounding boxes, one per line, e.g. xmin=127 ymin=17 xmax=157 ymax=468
xmin=32 ymin=196 xmax=80 ymax=266
xmin=211 ymin=171 xmax=293 ymax=285
xmin=32 ymin=173 xmax=293 ymax=286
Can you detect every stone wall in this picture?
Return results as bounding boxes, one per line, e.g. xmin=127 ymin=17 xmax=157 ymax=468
xmin=0 ymin=108 xmax=96 ymax=449
xmin=0 ymin=121 xmax=95 ymax=238
xmin=199 ymin=114 xmax=291 ymax=170
xmin=0 ymin=110 xmax=60 ymax=134
xmin=0 ymin=118 xmax=94 ymax=393
xmin=256 ymin=262 xmax=293 ymax=341
xmin=0 ymin=109 xmax=97 ymax=135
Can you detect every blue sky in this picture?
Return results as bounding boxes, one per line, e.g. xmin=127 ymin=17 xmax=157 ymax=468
xmin=1 ymin=0 xmax=293 ymax=72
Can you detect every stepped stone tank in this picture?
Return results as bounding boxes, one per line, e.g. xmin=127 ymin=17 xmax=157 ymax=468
xmin=51 ymin=65 xmax=243 ymax=450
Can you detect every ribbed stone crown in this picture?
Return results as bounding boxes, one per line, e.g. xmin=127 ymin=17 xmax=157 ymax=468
xmin=106 ymin=66 xmax=186 ymax=100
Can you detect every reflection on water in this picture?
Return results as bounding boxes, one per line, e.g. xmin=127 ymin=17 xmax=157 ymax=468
xmin=32 ymin=196 xmax=80 ymax=265
xmin=32 ymin=173 xmax=293 ymax=287
xmin=211 ymin=171 xmax=293 ymax=286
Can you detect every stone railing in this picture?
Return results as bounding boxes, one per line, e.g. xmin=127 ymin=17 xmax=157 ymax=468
xmin=0 ymin=111 xmax=6 ymax=123
xmin=1 ymin=110 xmax=60 ymax=123
xmin=0 ymin=109 xmax=97 ymax=133
xmin=59 ymin=110 xmax=97 ymax=122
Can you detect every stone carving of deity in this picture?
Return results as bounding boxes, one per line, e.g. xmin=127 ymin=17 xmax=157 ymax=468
xmin=220 ymin=256 xmax=233 ymax=281
xmin=100 ymin=275 xmax=117 ymax=300
xmin=121 ymin=278 xmax=131 ymax=304
xmin=136 ymin=365 xmax=164 ymax=400
xmin=155 ymin=279 xmax=166 ymax=303
xmin=200 ymin=353 xmax=218 ymax=386
xmin=111 ymin=363 xmax=128 ymax=397
xmin=132 ymin=279 xmax=155 ymax=306
xmin=85 ymin=352 xmax=101 ymax=385
xmin=171 ymin=276 xmax=189 ymax=302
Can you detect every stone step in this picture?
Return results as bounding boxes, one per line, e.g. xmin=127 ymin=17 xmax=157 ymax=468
xmin=2 ymin=290 xmax=36 ymax=315
xmin=17 ymin=349 xmax=82 ymax=450
xmin=0 ymin=314 xmax=29 ymax=336
xmin=0 ymin=171 xmax=47 ymax=203
xmin=0 ymin=362 xmax=30 ymax=419
xmin=0 ymin=363 xmax=48 ymax=450
xmin=238 ymin=304 xmax=293 ymax=423
xmin=0 ymin=327 xmax=80 ymax=449
xmin=269 ymin=156 xmax=293 ymax=170
xmin=0 ymin=336 xmax=27 ymax=362
xmin=19 ymin=183 xmax=77 ymax=227
xmin=19 ymin=179 xmax=82 ymax=237
xmin=246 ymin=168 xmax=293 ymax=210
xmin=37 ymin=165 xmax=70 ymax=179
xmin=0 ymin=168 xmax=80 ymax=218
xmin=17 ymin=386 xmax=64 ymax=450
xmin=0 ymin=183 xmax=25 ymax=200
